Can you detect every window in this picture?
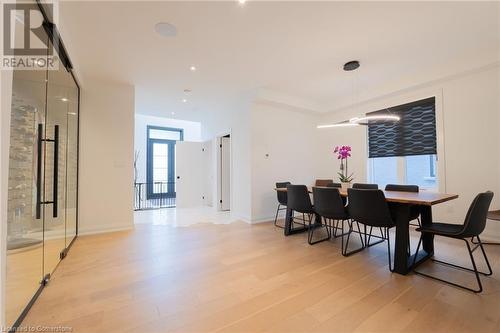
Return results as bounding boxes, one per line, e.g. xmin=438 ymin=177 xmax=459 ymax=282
xmin=370 ymin=157 xmax=399 ymax=189
xmin=368 ymin=98 xmax=438 ymax=190
xmin=146 ymin=126 xmax=183 ymax=199
xmin=370 ymin=155 xmax=437 ymax=190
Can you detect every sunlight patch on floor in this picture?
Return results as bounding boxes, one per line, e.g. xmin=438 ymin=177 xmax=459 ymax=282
xmin=134 ymin=206 xmax=237 ymax=227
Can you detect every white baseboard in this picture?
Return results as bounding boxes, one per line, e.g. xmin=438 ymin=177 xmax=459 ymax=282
xmin=78 ymin=224 xmax=134 ymax=236
xmin=233 ymin=214 xmax=252 ymax=224
xmin=250 ymin=216 xmax=277 ymax=224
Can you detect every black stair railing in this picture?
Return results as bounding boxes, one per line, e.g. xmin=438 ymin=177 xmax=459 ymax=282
xmin=134 ymin=182 xmax=176 ymax=210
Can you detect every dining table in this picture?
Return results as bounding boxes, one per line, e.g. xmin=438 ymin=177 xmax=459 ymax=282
xmin=274 ymin=187 xmax=458 ymax=275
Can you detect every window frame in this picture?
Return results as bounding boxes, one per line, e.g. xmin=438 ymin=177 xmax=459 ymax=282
xmin=146 ymin=125 xmax=184 ymax=199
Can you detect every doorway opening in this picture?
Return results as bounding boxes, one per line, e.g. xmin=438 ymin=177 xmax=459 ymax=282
xmin=217 ymin=134 xmax=231 ymax=211
xmin=134 ymin=126 xmax=183 ymax=210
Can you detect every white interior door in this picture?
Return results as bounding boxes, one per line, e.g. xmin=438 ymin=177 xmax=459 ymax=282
xmin=220 ymin=136 xmax=231 ymax=211
xmin=176 ymin=142 xmax=204 ymax=208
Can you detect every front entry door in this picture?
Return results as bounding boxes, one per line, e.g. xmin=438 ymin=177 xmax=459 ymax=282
xmin=147 ymin=139 xmax=176 ymax=199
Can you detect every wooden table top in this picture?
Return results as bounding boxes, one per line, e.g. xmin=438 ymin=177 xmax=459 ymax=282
xmin=488 ymin=210 xmax=500 ymax=221
xmin=274 ymin=187 xmax=458 ymax=206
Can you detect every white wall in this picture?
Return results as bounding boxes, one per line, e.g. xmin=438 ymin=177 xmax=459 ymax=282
xmin=317 ymin=64 xmax=500 ymax=240
xmin=78 ymin=80 xmax=135 ymax=235
xmin=134 ymin=114 xmax=201 ymax=183
xmin=250 ymin=102 xmax=323 ymax=222
xmin=200 ymin=95 xmax=254 ymax=222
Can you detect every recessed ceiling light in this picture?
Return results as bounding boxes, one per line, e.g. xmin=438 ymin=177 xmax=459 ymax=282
xmin=61 ymin=97 xmax=68 ymax=102
xmin=154 ymin=22 xmax=177 ymax=37
xmin=238 ymin=0 xmax=247 ymax=4
xmin=182 ymin=99 xmax=187 ymax=103
xmin=171 ymin=112 xmax=175 ymax=115
xmin=190 ymin=65 xmax=197 ymax=72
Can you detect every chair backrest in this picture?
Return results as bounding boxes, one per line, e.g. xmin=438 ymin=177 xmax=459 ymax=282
xmin=461 ymin=191 xmax=494 ymax=237
xmin=286 ymin=185 xmax=313 ymax=213
xmin=313 ymin=187 xmax=348 ymax=219
xmin=276 ymin=182 xmax=291 ymax=205
xmin=385 ymin=184 xmax=419 ymax=193
xmin=347 ymin=188 xmax=394 ymax=227
xmin=352 ymin=183 xmax=379 ymax=190
xmin=326 ymin=182 xmax=341 ymax=188
xmin=315 ymin=179 xmax=333 ymax=187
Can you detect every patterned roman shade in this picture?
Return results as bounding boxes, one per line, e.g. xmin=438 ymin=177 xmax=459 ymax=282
xmin=367 ymin=97 xmax=436 ymax=158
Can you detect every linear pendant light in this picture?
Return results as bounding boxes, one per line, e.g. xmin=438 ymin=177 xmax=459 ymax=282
xmin=317 ymin=114 xmax=399 ymax=129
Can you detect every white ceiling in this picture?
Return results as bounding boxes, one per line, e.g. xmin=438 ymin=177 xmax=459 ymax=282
xmin=59 ymin=1 xmax=500 ymax=121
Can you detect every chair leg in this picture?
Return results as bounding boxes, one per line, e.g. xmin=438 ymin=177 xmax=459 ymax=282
xmin=274 ymin=204 xmax=284 ymax=229
xmin=342 ymin=220 xmax=366 ymax=256
xmin=333 ymin=219 xmax=349 ymax=238
xmin=476 ymin=236 xmax=493 ymax=276
xmin=412 ymin=236 xmax=490 ymax=293
xmin=333 ymin=219 xmax=340 ymax=238
xmin=465 ymin=239 xmax=484 ymax=293
xmin=471 ymin=235 xmax=500 ymax=246
xmin=366 ymin=225 xmax=385 ymax=248
xmin=308 ymin=215 xmax=330 ymax=245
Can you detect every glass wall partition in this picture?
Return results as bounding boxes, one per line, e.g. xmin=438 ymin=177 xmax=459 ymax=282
xmin=5 ymin=1 xmax=80 ymax=329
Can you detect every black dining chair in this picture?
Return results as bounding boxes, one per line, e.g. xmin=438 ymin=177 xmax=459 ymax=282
xmin=412 ymin=191 xmax=494 ymax=293
xmin=351 ymin=183 xmax=385 ymax=245
xmin=326 ymin=182 xmax=347 ymax=205
xmin=274 ymin=182 xmax=291 ymax=228
xmin=352 ymin=183 xmax=379 ymax=189
xmin=313 ymin=187 xmax=350 ymax=248
xmin=345 ymin=188 xmax=396 ymax=271
xmin=287 ymin=185 xmax=329 ymax=245
xmin=385 ymin=184 xmax=421 ymax=227
xmin=315 ymin=179 xmax=334 ymax=187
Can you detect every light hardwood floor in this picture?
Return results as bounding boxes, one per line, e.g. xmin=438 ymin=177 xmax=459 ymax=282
xmin=21 ymin=219 xmax=500 ymax=332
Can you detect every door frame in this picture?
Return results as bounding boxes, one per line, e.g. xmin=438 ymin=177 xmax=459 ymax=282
xmin=216 ymin=131 xmax=232 ymax=211
xmin=146 ymin=126 xmax=184 ymax=199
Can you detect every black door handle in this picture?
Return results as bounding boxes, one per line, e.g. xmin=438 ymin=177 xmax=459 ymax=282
xmin=52 ymin=125 xmax=59 ymax=218
xmin=177 ymin=176 xmax=180 ymax=179
xmin=36 ymin=124 xmax=43 ymax=219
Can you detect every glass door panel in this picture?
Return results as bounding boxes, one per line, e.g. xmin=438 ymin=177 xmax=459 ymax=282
xmin=6 ymin=66 xmax=47 ymax=326
xmin=43 ymin=51 xmax=69 ymax=275
xmin=65 ymin=79 xmax=79 ymax=247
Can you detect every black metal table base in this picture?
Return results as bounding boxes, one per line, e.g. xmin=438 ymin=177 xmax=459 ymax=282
xmin=391 ymin=203 xmax=434 ymax=275
xmin=284 ymin=208 xmax=322 ymax=236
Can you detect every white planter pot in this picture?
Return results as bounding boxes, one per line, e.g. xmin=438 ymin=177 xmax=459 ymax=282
xmin=341 ymin=182 xmax=351 ymax=191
